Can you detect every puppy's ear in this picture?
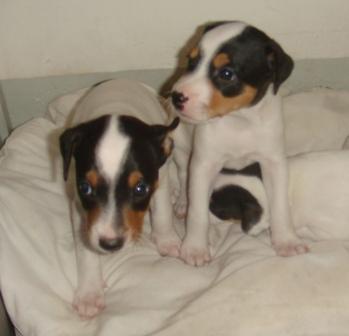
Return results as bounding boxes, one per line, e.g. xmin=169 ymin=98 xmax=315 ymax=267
xmin=59 ymin=127 xmax=82 ymax=181
xmin=266 ymin=40 xmax=294 ymax=94
xmin=150 ymin=117 xmax=180 ymax=166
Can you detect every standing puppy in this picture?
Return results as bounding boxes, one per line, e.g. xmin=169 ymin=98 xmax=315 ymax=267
xmin=60 ymin=79 xmax=180 ymax=318
xmin=170 ymin=21 xmax=309 ymax=266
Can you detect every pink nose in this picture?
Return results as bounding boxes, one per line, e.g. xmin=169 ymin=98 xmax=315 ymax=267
xmin=171 ymin=91 xmax=188 ymax=110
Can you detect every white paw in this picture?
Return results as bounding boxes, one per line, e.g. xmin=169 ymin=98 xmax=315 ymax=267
xmin=152 ymin=231 xmax=181 ymax=258
xmin=180 ymin=241 xmax=211 ymax=266
xmin=73 ymin=287 xmax=105 ymax=319
xmin=272 ymin=238 xmax=309 ymax=257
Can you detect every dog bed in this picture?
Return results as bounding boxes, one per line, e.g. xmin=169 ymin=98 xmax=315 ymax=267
xmin=1 ymin=87 xmax=349 ymax=336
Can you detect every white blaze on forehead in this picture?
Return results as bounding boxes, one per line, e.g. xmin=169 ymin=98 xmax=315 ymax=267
xmin=174 ymin=22 xmax=247 ymax=90
xmin=96 ymin=115 xmax=130 ymax=181
xmin=196 ymin=21 xmax=247 ymax=76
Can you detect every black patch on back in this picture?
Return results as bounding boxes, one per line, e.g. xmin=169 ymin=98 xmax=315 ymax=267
xmin=210 ymin=184 xmax=262 ymax=233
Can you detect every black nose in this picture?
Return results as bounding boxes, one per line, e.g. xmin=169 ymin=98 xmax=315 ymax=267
xmin=171 ymin=91 xmax=188 ymax=110
xmin=99 ymin=237 xmax=124 ymax=252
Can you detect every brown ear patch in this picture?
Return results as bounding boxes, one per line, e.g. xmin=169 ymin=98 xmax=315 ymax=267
xmin=212 ymin=53 xmax=230 ymax=68
xmin=189 ymin=47 xmax=199 ymax=59
xmin=86 ymin=170 xmax=100 ymax=188
xmin=128 ymin=171 xmax=143 ymax=189
xmin=123 ymin=207 xmax=146 ymax=240
xmin=208 ymin=84 xmax=257 ymax=118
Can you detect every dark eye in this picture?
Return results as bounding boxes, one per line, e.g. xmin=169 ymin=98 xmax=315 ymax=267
xmin=134 ymin=181 xmax=150 ymax=197
xmin=78 ymin=181 xmax=93 ymax=196
xmin=218 ymin=67 xmax=236 ymax=81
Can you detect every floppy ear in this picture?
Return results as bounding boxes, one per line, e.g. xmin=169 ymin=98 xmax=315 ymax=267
xmin=59 ymin=127 xmax=82 ymax=181
xmin=266 ymin=40 xmax=294 ymax=94
xmin=150 ymin=117 xmax=180 ymax=166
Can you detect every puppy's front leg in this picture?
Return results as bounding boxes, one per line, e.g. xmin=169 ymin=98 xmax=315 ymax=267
xmin=180 ymin=156 xmax=221 ymax=266
xmin=173 ymin=148 xmax=190 ymax=219
xmin=261 ymin=158 xmax=309 ymax=256
xmin=151 ymin=165 xmax=181 ymax=257
xmin=71 ymin=204 xmax=105 ymax=319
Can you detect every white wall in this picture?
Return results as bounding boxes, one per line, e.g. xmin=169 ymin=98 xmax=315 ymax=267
xmin=1 ymin=0 xmax=349 ymax=79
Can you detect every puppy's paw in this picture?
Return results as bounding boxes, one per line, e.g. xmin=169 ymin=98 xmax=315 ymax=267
xmin=152 ymin=231 xmax=181 ymax=258
xmin=180 ymin=241 xmax=211 ymax=266
xmin=73 ymin=286 xmax=105 ymax=319
xmin=273 ymin=238 xmax=309 ymax=257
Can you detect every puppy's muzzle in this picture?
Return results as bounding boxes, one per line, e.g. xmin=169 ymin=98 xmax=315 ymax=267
xmin=171 ymin=91 xmax=188 ymax=111
xmin=99 ymin=236 xmax=125 ymax=252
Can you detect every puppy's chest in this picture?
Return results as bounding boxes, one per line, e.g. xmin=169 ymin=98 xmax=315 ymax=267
xmin=198 ymin=117 xmax=273 ymax=158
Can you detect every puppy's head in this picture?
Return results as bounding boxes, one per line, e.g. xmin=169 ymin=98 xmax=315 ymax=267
xmin=60 ymin=115 xmax=179 ymax=253
xmin=170 ymin=21 xmax=294 ymax=123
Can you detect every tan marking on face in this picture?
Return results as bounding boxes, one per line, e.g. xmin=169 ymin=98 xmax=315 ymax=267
xmin=86 ymin=170 xmax=100 ymax=188
xmin=213 ymin=53 xmax=230 ymax=68
xmin=208 ymin=84 xmax=257 ymax=118
xmin=128 ymin=171 xmax=143 ymax=189
xmin=189 ymin=47 xmax=199 ymax=59
xmin=123 ymin=207 xmax=146 ymax=240
xmin=86 ymin=206 xmax=101 ymax=233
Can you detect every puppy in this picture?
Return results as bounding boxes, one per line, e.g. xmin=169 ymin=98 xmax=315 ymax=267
xmin=210 ymin=150 xmax=349 ymax=242
xmin=59 ymin=79 xmax=180 ymax=318
xmin=169 ymin=21 xmax=309 ymax=266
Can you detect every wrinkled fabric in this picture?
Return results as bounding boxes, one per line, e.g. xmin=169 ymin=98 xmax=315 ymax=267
xmin=1 ymin=88 xmax=349 ymax=336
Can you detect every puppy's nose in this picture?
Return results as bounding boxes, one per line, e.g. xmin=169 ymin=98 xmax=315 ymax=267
xmin=99 ymin=237 xmax=124 ymax=252
xmin=171 ymin=91 xmax=188 ymax=110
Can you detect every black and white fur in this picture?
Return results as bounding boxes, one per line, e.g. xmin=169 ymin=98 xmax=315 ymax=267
xmin=211 ymin=150 xmax=349 ymax=243
xmin=169 ymin=21 xmax=309 ymax=266
xmin=60 ymin=79 xmax=180 ymax=318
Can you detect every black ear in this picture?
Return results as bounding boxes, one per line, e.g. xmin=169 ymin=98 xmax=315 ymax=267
xmin=150 ymin=117 xmax=180 ymax=166
xmin=59 ymin=127 xmax=82 ymax=181
xmin=266 ymin=40 xmax=294 ymax=94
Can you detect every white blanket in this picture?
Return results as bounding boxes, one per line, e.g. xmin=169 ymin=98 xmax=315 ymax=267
xmin=1 ymin=88 xmax=349 ymax=336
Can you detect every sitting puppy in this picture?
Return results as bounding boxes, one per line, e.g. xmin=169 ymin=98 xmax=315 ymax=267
xmin=59 ymin=79 xmax=179 ymax=318
xmin=169 ymin=21 xmax=309 ymax=266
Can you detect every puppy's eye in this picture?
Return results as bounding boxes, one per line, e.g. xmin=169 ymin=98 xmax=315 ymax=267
xmin=218 ymin=67 xmax=236 ymax=81
xmin=78 ymin=181 xmax=93 ymax=196
xmin=133 ymin=181 xmax=150 ymax=197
